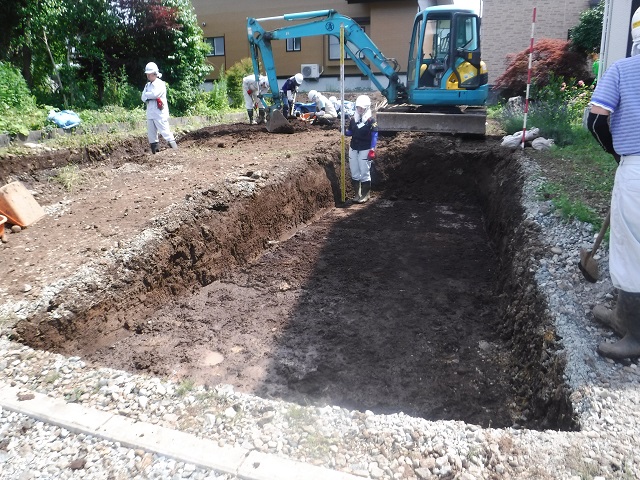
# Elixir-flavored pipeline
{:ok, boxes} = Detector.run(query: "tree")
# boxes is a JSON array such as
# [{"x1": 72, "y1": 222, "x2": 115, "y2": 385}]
[
  {"x1": 570, "y1": 0, "x2": 604, "y2": 54},
  {"x1": 3, "y1": 0, "x2": 211, "y2": 112}
]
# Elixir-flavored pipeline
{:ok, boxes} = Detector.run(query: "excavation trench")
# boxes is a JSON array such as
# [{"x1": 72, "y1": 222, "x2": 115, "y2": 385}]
[{"x1": 13, "y1": 128, "x2": 576, "y2": 431}]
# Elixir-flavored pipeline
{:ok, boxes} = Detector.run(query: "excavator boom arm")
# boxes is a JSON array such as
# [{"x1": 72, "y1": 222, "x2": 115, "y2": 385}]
[{"x1": 247, "y1": 9, "x2": 406, "y2": 110}]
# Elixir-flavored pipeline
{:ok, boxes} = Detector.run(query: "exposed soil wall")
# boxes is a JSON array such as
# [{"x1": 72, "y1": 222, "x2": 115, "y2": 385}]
[{"x1": 6, "y1": 126, "x2": 576, "y2": 430}]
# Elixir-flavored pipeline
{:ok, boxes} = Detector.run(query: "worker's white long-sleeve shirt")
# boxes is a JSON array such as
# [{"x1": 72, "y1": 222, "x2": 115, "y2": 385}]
[{"x1": 141, "y1": 78, "x2": 169, "y2": 120}]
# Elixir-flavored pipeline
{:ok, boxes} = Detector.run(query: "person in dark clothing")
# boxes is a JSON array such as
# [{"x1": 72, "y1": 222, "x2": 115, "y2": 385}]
[
  {"x1": 345, "y1": 95, "x2": 377, "y2": 203},
  {"x1": 281, "y1": 73, "x2": 303, "y2": 117}
]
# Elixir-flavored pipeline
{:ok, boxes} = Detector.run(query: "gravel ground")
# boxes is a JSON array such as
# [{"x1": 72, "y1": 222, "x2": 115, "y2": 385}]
[{"x1": 1, "y1": 153, "x2": 640, "y2": 480}]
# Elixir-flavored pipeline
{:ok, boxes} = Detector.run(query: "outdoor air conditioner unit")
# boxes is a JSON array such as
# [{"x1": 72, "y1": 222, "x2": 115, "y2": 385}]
[{"x1": 301, "y1": 63, "x2": 320, "y2": 79}]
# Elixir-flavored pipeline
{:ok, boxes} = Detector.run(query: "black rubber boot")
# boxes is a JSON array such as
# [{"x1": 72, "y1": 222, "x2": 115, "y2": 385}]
[
  {"x1": 598, "y1": 291, "x2": 640, "y2": 360},
  {"x1": 593, "y1": 304, "x2": 626, "y2": 337},
  {"x1": 356, "y1": 181, "x2": 371, "y2": 203},
  {"x1": 150, "y1": 142, "x2": 158, "y2": 154},
  {"x1": 257, "y1": 109, "x2": 266, "y2": 124},
  {"x1": 247, "y1": 109, "x2": 254, "y2": 124},
  {"x1": 350, "y1": 179, "x2": 361, "y2": 202}
]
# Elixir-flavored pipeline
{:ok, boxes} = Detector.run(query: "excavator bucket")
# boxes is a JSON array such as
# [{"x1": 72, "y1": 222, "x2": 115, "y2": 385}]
[{"x1": 266, "y1": 109, "x2": 293, "y2": 133}]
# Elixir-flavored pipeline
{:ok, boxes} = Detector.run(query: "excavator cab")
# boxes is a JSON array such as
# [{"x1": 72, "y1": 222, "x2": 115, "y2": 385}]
[{"x1": 407, "y1": 7, "x2": 488, "y2": 106}]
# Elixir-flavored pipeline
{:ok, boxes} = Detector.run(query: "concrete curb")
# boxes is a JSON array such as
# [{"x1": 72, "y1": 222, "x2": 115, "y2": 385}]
[{"x1": 0, "y1": 382, "x2": 360, "y2": 480}]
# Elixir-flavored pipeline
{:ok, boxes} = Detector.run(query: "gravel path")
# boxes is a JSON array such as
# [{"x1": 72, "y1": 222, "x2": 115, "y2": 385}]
[{"x1": 1, "y1": 153, "x2": 639, "y2": 480}]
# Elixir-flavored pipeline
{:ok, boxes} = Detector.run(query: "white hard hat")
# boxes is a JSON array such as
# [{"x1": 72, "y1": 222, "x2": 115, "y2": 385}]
[
  {"x1": 259, "y1": 75, "x2": 269, "y2": 89},
  {"x1": 329, "y1": 96, "x2": 337, "y2": 103},
  {"x1": 632, "y1": 7, "x2": 640, "y2": 42},
  {"x1": 355, "y1": 95, "x2": 371, "y2": 109},
  {"x1": 308, "y1": 90, "x2": 318, "y2": 101},
  {"x1": 144, "y1": 62, "x2": 159, "y2": 74},
  {"x1": 294, "y1": 73, "x2": 303, "y2": 84}
]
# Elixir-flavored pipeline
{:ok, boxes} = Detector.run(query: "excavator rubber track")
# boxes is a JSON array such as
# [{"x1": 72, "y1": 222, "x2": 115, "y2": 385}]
[{"x1": 376, "y1": 104, "x2": 487, "y2": 135}]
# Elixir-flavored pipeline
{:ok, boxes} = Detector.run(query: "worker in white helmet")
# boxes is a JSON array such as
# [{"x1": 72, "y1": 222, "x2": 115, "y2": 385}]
[
  {"x1": 242, "y1": 74, "x2": 270, "y2": 125},
  {"x1": 141, "y1": 62, "x2": 177, "y2": 153},
  {"x1": 307, "y1": 90, "x2": 337, "y2": 125},
  {"x1": 345, "y1": 94, "x2": 377, "y2": 203},
  {"x1": 586, "y1": 7, "x2": 640, "y2": 360},
  {"x1": 328, "y1": 95, "x2": 341, "y2": 114},
  {"x1": 281, "y1": 73, "x2": 303, "y2": 117}
]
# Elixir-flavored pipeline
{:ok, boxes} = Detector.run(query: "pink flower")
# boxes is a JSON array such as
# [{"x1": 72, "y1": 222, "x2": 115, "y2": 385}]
[{"x1": 577, "y1": 80, "x2": 585, "y2": 87}]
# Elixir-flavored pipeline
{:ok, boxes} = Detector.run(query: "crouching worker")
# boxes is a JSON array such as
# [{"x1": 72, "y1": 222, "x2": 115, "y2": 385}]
[
  {"x1": 307, "y1": 90, "x2": 338, "y2": 125},
  {"x1": 282, "y1": 73, "x2": 303, "y2": 118},
  {"x1": 242, "y1": 74, "x2": 270, "y2": 125},
  {"x1": 345, "y1": 95, "x2": 377, "y2": 203},
  {"x1": 141, "y1": 62, "x2": 177, "y2": 154},
  {"x1": 586, "y1": 6, "x2": 640, "y2": 360}
]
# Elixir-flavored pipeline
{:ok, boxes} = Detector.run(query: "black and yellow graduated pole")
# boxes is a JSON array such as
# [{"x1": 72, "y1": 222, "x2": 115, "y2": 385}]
[{"x1": 340, "y1": 23, "x2": 346, "y2": 203}]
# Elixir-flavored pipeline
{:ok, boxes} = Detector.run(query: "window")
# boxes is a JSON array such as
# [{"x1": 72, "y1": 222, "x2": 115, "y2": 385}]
[
  {"x1": 455, "y1": 16, "x2": 478, "y2": 51},
  {"x1": 328, "y1": 25, "x2": 367, "y2": 61},
  {"x1": 286, "y1": 38, "x2": 301, "y2": 52},
  {"x1": 205, "y1": 37, "x2": 225, "y2": 56},
  {"x1": 328, "y1": 36, "x2": 366, "y2": 61}
]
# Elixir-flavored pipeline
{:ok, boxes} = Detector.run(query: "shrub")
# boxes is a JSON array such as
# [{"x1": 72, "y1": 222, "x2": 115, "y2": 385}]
[
  {"x1": 103, "y1": 67, "x2": 141, "y2": 109},
  {"x1": 167, "y1": 81, "x2": 199, "y2": 116},
  {"x1": 0, "y1": 62, "x2": 48, "y2": 136},
  {"x1": 225, "y1": 58, "x2": 254, "y2": 108},
  {"x1": 570, "y1": 1, "x2": 604, "y2": 54},
  {"x1": 207, "y1": 75, "x2": 230, "y2": 112},
  {"x1": 0, "y1": 61, "x2": 36, "y2": 109},
  {"x1": 493, "y1": 39, "x2": 592, "y2": 98}
]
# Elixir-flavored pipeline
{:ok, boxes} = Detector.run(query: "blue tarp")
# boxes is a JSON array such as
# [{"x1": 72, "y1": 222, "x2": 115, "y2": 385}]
[
  {"x1": 293, "y1": 102, "x2": 316, "y2": 114},
  {"x1": 47, "y1": 110, "x2": 82, "y2": 129}
]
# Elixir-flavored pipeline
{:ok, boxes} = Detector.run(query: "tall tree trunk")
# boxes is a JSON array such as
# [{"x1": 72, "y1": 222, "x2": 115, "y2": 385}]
[
  {"x1": 42, "y1": 27, "x2": 68, "y2": 108},
  {"x1": 21, "y1": 44, "x2": 33, "y2": 89}
]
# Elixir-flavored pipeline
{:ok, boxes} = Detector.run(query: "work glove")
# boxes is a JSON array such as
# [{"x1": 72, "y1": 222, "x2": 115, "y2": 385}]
[
  {"x1": 254, "y1": 102, "x2": 259, "y2": 110},
  {"x1": 247, "y1": 89, "x2": 253, "y2": 95},
  {"x1": 367, "y1": 149, "x2": 376, "y2": 160},
  {"x1": 156, "y1": 98, "x2": 164, "y2": 110}
]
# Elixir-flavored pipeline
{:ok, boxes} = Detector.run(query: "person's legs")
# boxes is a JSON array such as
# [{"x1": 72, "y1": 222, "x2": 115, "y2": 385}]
[
  {"x1": 609, "y1": 160, "x2": 640, "y2": 292},
  {"x1": 348, "y1": 149, "x2": 361, "y2": 201},
  {"x1": 244, "y1": 92, "x2": 255, "y2": 124},
  {"x1": 348, "y1": 149, "x2": 371, "y2": 203},
  {"x1": 147, "y1": 119, "x2": 159, "y2": 154},
  {"x1": 597, "y1": 160, "x2": 640, "y2": 359},
  {"x1": 355, "y1": 149, "x2": 372, "y2": 203},
  {"x1": 598, "y1": 291, "x2": 640, "y2": 359},
  {"x1": 156, "y1": 118, "x2": 177, "y2": 148}
]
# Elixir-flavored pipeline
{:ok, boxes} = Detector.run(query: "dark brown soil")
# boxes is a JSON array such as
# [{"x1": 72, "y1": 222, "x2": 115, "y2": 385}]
[{"x1": 1, "y1": 119, "x2": 537, "y2": 428}]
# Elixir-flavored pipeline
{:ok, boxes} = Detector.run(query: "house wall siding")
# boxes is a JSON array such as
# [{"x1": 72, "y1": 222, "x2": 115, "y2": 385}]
[{"x1": 481, "y1": 0, "x2": 591, "y2": 84}]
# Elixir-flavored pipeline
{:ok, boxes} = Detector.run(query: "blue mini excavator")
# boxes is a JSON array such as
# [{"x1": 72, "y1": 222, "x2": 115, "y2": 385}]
[{"x1": 247, "y1": 6, "x2": 488, "y2": 134}]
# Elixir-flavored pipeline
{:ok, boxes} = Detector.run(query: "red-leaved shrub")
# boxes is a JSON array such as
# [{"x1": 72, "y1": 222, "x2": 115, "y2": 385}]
[{"x1": 493, "y1": 38, "x2": 592, "y2": 97}]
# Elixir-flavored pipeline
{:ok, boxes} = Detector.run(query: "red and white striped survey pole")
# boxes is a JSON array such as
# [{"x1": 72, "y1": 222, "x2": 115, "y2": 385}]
[{"x1": 521, "y1": 7, "x2": 536, "y2": 149}]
